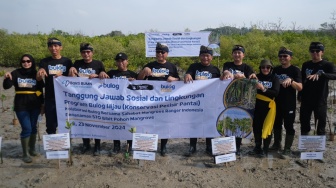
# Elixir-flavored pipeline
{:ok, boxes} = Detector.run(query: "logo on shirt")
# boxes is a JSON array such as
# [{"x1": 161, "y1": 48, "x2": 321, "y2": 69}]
[
  {"x1": 17, "y1": 78, "x2": 36, "y2": 88},
  {"x1": 48, "y1": 64, "x2": 66, "y2": 75},
  {"x1": 195, "y1": 70, "x2": 212, "y2": 80},
  {"x1": 152, "y1": 68, "x2": 169, "y2": 77},
  {"x1": 78, "y1": 68, "x2": 96, "y2": 77},
  {"x1": 258, "y1": 81, "x2": 272, "y2": 89},
  {"x1": 229, "y1": 68, "x2": 244, "y2": 75},
  {"x1": 275, "y1": 74, "x2": 289, "y2": 82}
]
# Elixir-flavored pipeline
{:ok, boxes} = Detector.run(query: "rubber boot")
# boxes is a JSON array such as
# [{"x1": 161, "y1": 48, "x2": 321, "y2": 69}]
[
  {"x1": 93, "y1": 139, "x2": 101, "y2": 156},
  {"x1": 21, "y1": 137, "x2": 32, "y2": 163},
  {"x1": 280, "y1": 135, "x2": 294, "y2": 159},
  {"x1": 269, "y1": 129, "x2": 282, "y2": 151},
  {"x1": 81, "y1": 138, "x2": 91, "y2": 154},
  {"x1": 160, "y1": 139, "x2": 168, "y2": 156},
  {"x1": 262, "y1": 136, "x2": 272, "y2": 157},
  {"x1": 235, "y1": 137, "x2": 242, "y2": 155},
  {"x1": 127, "y1": 140, "x2": 132, "y2": 156},
  {"x1": 29, "y1": 134, "x2": 38, "y2": 156},
  {"x1": 110, "y1": 140, "x2": 121, "y2": 156},
  {"x1": 185, "y1": 138, "x2": 197, "y2": 157},
  {"x1": 205, "y1": 138, "x2": 213, "y2": 156}
]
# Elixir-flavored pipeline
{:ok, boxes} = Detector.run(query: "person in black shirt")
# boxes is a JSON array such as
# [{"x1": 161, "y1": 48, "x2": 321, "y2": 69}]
[
  {"x1": 250, "y1": 60, "x2": 279, "y2": 157},
  {"x1": 299, "y1": 42, "x2": 336, "y2": 136},
  {"x1": 36, "y1": 38, "x2": 72, "y2": 135},
  {"x1": 138, "y1": 43, "x2": 180, "y2": 156},
  {"x1": 3, "y1": 54, "x2": 44, "y2": 163},
  {"x1": 184, "y1": 45, "x2": 220, "y2": 156},
  {"x1": 99, "y1": 52, "x2": 137, "y2": 156},
  {"x1": 272, "y1": 47, "x2": 302, "y2": 159},
  {"x1": 220, "y1": 45, "x2": 256, "y2": 155},
  {"x1": 69, "y1": 43, "x2": 105, "y2": 156}
]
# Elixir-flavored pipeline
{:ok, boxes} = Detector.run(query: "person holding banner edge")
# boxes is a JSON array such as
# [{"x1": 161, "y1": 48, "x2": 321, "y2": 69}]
[
  {"x1": 99, "y1": 52, "x2": 137, "y2": 156},
  {"x1": 184, "y1": 45, "x2": 221, "y2": 156},
  {"x1": 249, "y1": 59, "x2": 279, "y2": 157},
  {"x1": 220, "y1": 45, "x2": 255, "y2": 156},
  {"x1": 36, "y1": 38, "x2": 73, "y2": 135},
  {"x1": 272, "y1": 47, "x2": 302, "y2": 159},
  {"x1": 137, "y1": 42, "x2": 180, "y2": 156},
  {"x1": 69, "y1": 43, "x2": 105, "y2": 156},
  {"x1": 3, "y1": 54, "x2": 44, "y2": 163}
]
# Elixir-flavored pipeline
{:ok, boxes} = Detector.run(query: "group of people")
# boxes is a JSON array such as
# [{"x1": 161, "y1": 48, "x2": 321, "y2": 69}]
[{"x1": 3, "y1": 37, "x2": 336, "y2": 163}]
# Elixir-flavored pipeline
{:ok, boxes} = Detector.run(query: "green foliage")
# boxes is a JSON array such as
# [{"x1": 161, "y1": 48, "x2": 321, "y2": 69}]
[{"x1": 0, "y1": 28, "x2": 336, "y2": 74}]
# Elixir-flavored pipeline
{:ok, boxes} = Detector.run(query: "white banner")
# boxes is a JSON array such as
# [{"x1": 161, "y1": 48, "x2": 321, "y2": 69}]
[
  {"x1": 145, "y1": 32, "x2": 220, "y2": 57},
  {"x1": 55, "y1": 77, "x2": 232, "y2": 140}
]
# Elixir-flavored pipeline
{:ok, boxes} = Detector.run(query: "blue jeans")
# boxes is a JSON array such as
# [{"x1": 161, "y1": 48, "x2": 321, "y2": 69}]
[
  {"x1": 16, "y1": 108, "x2": 40, "y2": 138},
  {"x1": 45, "y1": 99, "x2": 58, "y2": 134}
]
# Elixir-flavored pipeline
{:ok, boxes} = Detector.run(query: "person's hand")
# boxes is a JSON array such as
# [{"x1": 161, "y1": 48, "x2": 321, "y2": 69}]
[
  {"x1": 37, "y1": 68, "x2": 47, "y2": 80},
  {"x1": 99, "y1": 72, "x2": 109, "y2": 79},
  {"x1": 128, "y1": 77, "x2": 135, "y2": 81},
  {"x1": 220, "y1": 71, "x2": 233, "y2": 80},
  {"x1": 167, "y1": 76, "x2": 177, "y2": 82},
  {"x1": 282, "y1": 78, "x2": 292, "y2": 88},
  {"x1": 88, "y1": 74, "x2": 98, "y2": 79},
  {"x1": 234, "y1": 73, "x2": 246, "y2": 79},
  {"x1": 256, "y1": 82, "x2": 265, "y2": 91},
  {"x1": 4, "y1": 72, "x2": 12, "y2": 80},
  {"x1": 184, "y1": 74, "x2": 193, "y2": 83},
  {"x1": 307, "y1": 74, "x2": 319, "y2": 81},
  {"x1": 68, "y1": 67, "x2": 78, "y2": 77},
  {"x1": 249, "y1": 73, "x2": 257, "y2": 79}
]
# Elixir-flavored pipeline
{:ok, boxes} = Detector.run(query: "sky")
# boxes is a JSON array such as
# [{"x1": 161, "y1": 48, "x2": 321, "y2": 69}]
[{"x1": 0, "y1": 0, "x2": 335, "y2": 36}]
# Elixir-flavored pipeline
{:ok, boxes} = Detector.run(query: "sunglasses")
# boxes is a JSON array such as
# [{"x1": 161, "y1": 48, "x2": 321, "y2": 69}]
[
  {"x1": 156, "y1": 51, "x2": 166, "y2": 54},
  {"x1": 310, "y1": 50, "x2": 321, "y2": 53},
  {"x1": 21, "y1": 60, "x2": 32, "y2": 63},
  {"x1": 81, "y1": 50, "x2": 91, "y2": 54},
  {"x1": 261, "y1": 66, "x2": 271, "y2": 70},
  {"x1": 278, "y1": 55, "x2": 289, "y2": 58}
]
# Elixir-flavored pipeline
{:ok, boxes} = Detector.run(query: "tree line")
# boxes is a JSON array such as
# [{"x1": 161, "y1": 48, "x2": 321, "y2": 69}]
[{"x1": 0, "y1": 28, "x2": 335, "y2": 74}]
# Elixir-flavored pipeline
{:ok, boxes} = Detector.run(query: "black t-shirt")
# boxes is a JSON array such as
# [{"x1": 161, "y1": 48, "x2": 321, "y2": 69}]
[
  {"x1": 256, "y1": 73, "x2": 280, "y2": 99},
  {"x1": 223, "y1": 62, "x2": 254, "y2": 78},
  {"x1": 186, "y1": 62, "x2": 221, "y2": 80},
  {"x1": 3, "y1": 69, "x2": 44, "y2": 111},
  {"x1": 39, "y1": 57, "x2": 72, "y2": 100},
  {"x1": 273, "y1": 65, "x2": 302, "y2": 110},
  {"x1": 107, "y1": 70, "x2": 138, "y2": 79},
  {"x1": 73, "y1": 59, "x2": 105, "y2": 77},
  {"x1": 143, "y1": 61, "x2": 180, "y2": 81},
  {"x1": 300, "y1": 59, "x2": 336, "y2": 105}
]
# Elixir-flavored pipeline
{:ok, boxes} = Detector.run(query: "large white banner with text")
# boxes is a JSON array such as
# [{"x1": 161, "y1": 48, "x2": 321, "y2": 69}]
[
  {"x1": 145, "y1": 32, "x2": 220, "y2": 57},
  {"x1": 55, "y1": 77, "x2": 231, "y2": 140}
]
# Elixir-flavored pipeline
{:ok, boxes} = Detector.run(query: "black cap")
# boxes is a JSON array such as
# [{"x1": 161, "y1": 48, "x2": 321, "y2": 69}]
[
  {"x1": 115, "y1": 52, "x2": 128, "y2": 60},
  {"x1": 80, "y1": 43, "x2": 93, "y2": 52},
  {"x1": 47, "y1": 38, "x2": 62, "y2": 47},
  {"x1": 156, "y1": 43, "x2": 169, "y2": 53},
  {"x1": 278, "y1": 47, "x2": 293, "y2": 56},
  {"x1": 309, "y1": 42, "x2": 324, "y2": 51},
  {"x1": 232, "y1": 45, "x2": 245, "y2": 53},
  {"x1": 199, "y1": 45, "x2": 213, "y2": 56}
]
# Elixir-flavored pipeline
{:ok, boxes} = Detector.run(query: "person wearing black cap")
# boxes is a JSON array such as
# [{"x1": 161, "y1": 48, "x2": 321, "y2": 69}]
[
  {"x1": 272, "y1": 47, "x2": 302, "y2": 159},
  {"x1": 36, "y1": 38, "x2": 72, "y2": 135},
  {"x1": 250, "y1": 59, "x2": 279, "y2": 157},
  {"x1": 3, "y1": 54, "x2": 44, "y2": 163},
  {"x1": 220, "y1": 45, "x2": 256, "y2": 156},
  {"x1": 184, "y1": 45, "x2": 221, "y2": 157},
  {"x1": 99, "y1": 52, "x2": 137, "y2": 156},
  {"x1": 299, "y1": 42, "x2": 336, "y2": 136},
  {"x1": 137, "y1": 42, "x2": 180, "y2": 156},
  {"x1": 69, "y1": 43, "x2": 105, "y2": 156}
]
